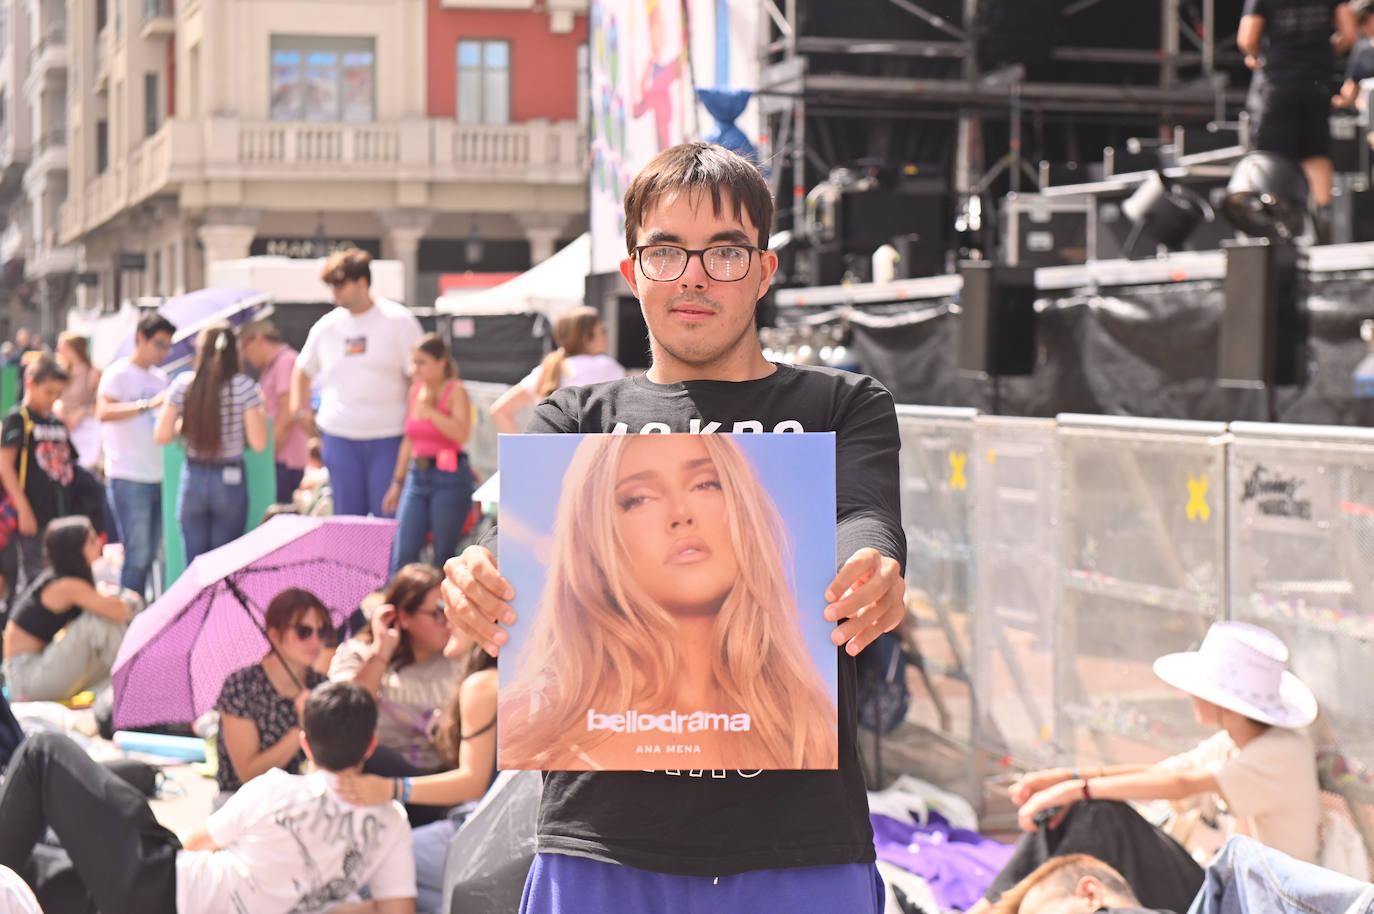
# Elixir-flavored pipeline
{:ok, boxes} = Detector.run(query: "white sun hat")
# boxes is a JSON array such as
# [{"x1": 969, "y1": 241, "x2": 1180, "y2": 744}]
[{"x1": 1152, "y1": 621, "x2": 1318, "y2": 729}]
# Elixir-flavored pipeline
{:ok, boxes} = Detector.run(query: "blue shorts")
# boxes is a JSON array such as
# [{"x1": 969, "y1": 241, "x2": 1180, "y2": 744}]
[{"x1": 519, "y1": 853, "x2": 885, "y2": 914}]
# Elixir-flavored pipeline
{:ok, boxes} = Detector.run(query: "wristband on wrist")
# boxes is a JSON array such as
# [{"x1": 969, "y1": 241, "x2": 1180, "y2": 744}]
[
  {"x1": 401, "y1": 777, "x2": 413, "y2": 804},
  {"x1": 392, "y1": 778, "x2": 402, "y2": 801},
  {"x1": 1068, "y1": 767, "x2": 1079, "y2": 782}
]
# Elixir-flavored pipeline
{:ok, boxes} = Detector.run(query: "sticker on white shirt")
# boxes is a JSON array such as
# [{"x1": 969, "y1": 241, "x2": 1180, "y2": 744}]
[{"x1": 345, "y1": 336, "x2": 367, "y2": 355}]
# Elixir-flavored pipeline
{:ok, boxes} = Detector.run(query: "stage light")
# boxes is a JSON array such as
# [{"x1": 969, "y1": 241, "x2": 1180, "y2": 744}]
[
  {"x1": 1121, "y1": 171, "x2": 1212, "y2": 255},
  {"x1": 1221, "y1": 151, "x2": 1309, "y2": 241}
]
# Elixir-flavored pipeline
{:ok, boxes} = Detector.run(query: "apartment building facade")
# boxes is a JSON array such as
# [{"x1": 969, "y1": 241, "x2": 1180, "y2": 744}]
[{"x1": 56, "y1": 0, "x2": 588, "y2": 316}]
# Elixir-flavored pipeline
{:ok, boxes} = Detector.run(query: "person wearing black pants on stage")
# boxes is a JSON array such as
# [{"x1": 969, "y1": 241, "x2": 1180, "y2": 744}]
[{"x1": 1239, "y1": 0, "x2": 1357, "y2": 228}]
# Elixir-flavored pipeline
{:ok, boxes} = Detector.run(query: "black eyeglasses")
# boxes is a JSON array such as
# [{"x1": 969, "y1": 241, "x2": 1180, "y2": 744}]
[
  {"x1": 293, "y1": 622, "x2": 333, "y2": 643},
  {"x1": 633, "y1": 244, "x2": 760, "y2": 283}
]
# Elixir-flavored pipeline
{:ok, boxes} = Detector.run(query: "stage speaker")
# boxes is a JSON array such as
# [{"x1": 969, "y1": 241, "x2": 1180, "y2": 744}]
[
  {"x1": 1219, "y1": 238, "x2": 1307, "y2": 387},
  {"x1": 958, "y1": 261, "x2": 1038, "y2": 375}
]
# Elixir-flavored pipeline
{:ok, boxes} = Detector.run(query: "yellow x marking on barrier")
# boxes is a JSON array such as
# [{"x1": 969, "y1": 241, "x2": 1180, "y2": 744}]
[
  {"x1": 949, "y1": 451, "x2": 968, "y2": 491},
  {"x1": 1186, "y1": 474, "x2": 1210, "y2": 522}
]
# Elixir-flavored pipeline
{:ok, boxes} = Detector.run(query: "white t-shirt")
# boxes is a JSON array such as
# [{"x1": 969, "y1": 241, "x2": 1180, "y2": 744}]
[
  {"x1": 0, "y1": 865, "x2": 41, "y2": 914},
  {"x1": 175, "y1": 768, "x2": 415, "y2": 914},
  {"x1": 297, "y1": 299, "x2": 422, "y2": 439},
  {"x1": 518, "y1": 353, "x2": 626, "y2": 397},
  {"x1": 97, "y1": 357, "x2": 169, "y2": 483},
  {"x1": 1161, "y1": 726, "x2": 1319, "y2": 864}
]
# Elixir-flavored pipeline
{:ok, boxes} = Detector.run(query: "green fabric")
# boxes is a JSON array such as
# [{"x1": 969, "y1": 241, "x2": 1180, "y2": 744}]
[
  {"x1": 0, "y1": 364, "x2": 19, "y2": 417},
  {"x1": 160, "y1": 418, "x2": 275, "y2": 585}
]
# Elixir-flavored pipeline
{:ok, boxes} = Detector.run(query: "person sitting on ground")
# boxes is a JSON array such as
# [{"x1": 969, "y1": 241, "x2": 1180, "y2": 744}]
[
  {"x1": 971, "y1": 621, "x2": 1320, "y2": 914},
  {"x1": 338, "y1": 633, "x2": 498, "y2": 914},
  {"x1": 293, "y1": 436, "x2": 331, "y2": 514},
  {"x1": 989, "y1": 854, "x2": 1172, "y2": 914},
  {"x1": 1, "y1": 516, "x2": 138, "y2": 702},
  {"x1": 212, "y1": 587, "x2": 329, "y2": 806},
  {"x1": 488, "y1": 307, "x2": 625, "y2": 435},
  {"x1": 329, "y1": 563, "x2": 461, "y2": 825},
  {"x1": 0, "y1": 680, "x2": 417, "y2": 914}
]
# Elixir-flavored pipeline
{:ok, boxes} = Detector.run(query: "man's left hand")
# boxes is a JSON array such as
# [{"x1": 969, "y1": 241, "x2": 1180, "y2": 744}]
[{"x1": 824, "y1": 547, "x2": 905, "y2": 656}]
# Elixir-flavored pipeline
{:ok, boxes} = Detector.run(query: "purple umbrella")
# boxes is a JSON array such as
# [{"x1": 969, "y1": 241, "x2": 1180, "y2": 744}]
[
  {"x1": 114, "y1": 287, "x2": 271, "y2": 374},
  {"x1": 111, "y1": 514, "x2": 396, "y2": 730}
]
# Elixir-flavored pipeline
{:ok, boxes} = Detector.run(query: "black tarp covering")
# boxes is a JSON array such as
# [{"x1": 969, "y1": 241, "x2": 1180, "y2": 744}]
[{"x1": 775, "y1": 270, "x2": 1374, "y2": 424}]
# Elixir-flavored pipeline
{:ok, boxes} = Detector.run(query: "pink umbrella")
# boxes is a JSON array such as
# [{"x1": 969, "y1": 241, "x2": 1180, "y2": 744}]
[{"x1": 111, "y1": 515, "x2": 397, "y2": 730}]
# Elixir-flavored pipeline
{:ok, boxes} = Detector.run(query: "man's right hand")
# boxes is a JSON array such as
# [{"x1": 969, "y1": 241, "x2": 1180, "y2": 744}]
[{"x1": 442, "y1": 545, "x2": 515, "y2": 657}]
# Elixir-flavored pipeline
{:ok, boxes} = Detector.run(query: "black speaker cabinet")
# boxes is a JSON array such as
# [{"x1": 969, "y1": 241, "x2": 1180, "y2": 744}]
[
  {"x1": 958, "y1": 262, "x2": 1038, "y2": 376},
  {"x1": 1219, "y1": 238, "x2": 1307, "y2": 387}
]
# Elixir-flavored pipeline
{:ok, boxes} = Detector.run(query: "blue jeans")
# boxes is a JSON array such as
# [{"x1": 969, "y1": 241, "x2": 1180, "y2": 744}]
[
  {"x1": 107, "y1": 479, "x2": 161, "y2": 597},
  {"x1": 390, "y1": 455, "x2": 474, "y2": 574},
  {"x1": 1188, "y1": 836, "x2": 1374, "y2": 914},
  {"x1": 321, "y1": 433, "x2": 402, "y2": 518},
  {"x1": 275, "y1": 462, "x2": 304, "y2": 505},
  {"x1": 177, "y1": 461, "x2": 248, "y2": 567}
]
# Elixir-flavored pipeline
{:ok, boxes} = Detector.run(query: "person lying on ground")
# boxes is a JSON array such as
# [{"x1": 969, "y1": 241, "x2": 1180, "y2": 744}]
[
  {"x1": 971, "y1": 622, "x2": 1319, "y2": 914},
  {"x1": 0, "y1": 680, "x2": 416, "y2": 914}
]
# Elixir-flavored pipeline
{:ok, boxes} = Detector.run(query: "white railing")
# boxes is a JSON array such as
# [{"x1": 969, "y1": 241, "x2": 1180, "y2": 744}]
[{"x1": 64, "y1": 117, "x2": 587, "y2": 238}]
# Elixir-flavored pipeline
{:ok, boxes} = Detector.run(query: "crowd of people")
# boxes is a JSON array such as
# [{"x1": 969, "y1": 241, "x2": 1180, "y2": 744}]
[{"x1": 0, "y1": 140, "x2": 1358, "y2": 914}]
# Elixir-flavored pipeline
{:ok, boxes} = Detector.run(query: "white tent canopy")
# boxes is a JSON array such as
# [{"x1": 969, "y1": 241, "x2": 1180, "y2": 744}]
[{"x1": 437, "y1": 233, "x2": 590, "y2": 316}]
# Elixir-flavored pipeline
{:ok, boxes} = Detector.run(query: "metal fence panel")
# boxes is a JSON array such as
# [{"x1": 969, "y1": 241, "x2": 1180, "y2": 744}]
[
  {"x1": 972, "y1": 416, "x2": 1061, "y2": 771},
  {"x1": 464, "y1": 380, "x2": 530, "y2": 484},
  {"x1": 1228, "y1": 424, "x2": 1374, "y2": 826},
  {"x1": 887, "y1": 406, "x2": 978, "y2": 792},
  {"x1": 1056, "y1": 416, "x2": 1229, "y2": 769}
]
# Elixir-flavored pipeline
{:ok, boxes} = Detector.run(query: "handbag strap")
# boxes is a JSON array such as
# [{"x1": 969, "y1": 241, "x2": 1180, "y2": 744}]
[{"x1": 17, "y1": 406, "x2": 31, "y2": 491}]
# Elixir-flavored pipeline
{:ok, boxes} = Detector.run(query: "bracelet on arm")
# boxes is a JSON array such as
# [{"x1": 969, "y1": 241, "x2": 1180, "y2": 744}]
[
  {"x1": 392, "y1": 778, "x2": 402, "y2": 801},
  {"x1": 1082, "y1": 779, "x2": 1092, "y2": 801},
  {"x1": 1068, "y1": 767, "x2": 1079, "y2": 782},
  {"x1": 401, "y1": 777, "x2": 413, "y2": 804}
]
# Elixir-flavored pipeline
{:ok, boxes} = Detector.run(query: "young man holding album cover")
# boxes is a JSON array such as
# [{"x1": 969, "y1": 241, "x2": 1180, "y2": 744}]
[{"x1": 441, "y1": 141, "x2": 907, "y2": 912}]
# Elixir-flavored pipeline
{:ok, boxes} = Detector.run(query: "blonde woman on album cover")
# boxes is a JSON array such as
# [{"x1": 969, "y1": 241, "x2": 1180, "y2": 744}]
[{"x1": 500, "y1": 433, "x2": 837, "y2": 771}]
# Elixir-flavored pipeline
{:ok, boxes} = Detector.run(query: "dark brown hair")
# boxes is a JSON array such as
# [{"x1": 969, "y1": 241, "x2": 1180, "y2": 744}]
[
  {"x1": 433, "y1": 643, "x2": 497, "y2": 766},
  {"x1": 414, "y1": 332, "x2": 457, "y2": 380},
  {"x1": 25, "y1": 355, "x2": 68, "y2": 386},
  {"x1": 533, "y1": 307, "x2": 602, "y2": 398},
  {"x1": 182, "y1": 323, "x2": 240, "y2": 456},
  {"x1": 384, "y1": 564, "x2": 444, "y2": 670},
  {"x1": 623, "y1": 142, "x2": 774, "y2": 253},
  {"x1": 320, "y1": 248, "x2": 372, "y2": 286},
  {"x1": 264, "y1": 587, "x2": 332, "y2": 640}
]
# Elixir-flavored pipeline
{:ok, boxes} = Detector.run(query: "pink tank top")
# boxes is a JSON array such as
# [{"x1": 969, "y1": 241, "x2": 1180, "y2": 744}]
[{"x1": 404, "y1": 379, "x2": 464, "y2": 459}]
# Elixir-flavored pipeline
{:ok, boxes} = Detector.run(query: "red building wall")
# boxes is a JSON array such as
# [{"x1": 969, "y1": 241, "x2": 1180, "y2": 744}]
[{"x1": 427, "y1": 2, "x2": 588, "y2": 122}]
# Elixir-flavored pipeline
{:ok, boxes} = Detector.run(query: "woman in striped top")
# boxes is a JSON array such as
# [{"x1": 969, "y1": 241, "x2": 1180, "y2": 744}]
[{"x1": 155, "y1": 322, "x2": 267, "y2": 565}]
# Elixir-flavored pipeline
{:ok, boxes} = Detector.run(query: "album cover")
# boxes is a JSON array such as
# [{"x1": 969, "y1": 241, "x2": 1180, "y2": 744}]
[{"x1": 497, "y1": 432, "x2": 838, "y2": 771}]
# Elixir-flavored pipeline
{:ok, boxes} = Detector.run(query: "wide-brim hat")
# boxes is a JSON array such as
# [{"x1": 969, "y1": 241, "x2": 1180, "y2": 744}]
[{"x1": 1153, "y1": 621, "x2": 1317, "y2": 729}]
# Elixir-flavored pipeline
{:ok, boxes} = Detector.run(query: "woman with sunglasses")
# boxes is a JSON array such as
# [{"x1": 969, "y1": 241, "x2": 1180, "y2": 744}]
[
  {"x1": 329, "y1": 563, "x2": 462, "y2": 824},
  {"x1": 212, "y1": 587, "x2": 329, "y2": 808}
]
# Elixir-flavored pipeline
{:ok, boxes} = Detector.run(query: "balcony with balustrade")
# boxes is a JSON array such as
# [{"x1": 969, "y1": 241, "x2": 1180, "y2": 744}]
[
  {"x1": 140, "y1": 0, "x2": 174, "y2": 39},
  {"x1": 58, "y1": 116, "x2": 588, "y2": 243},
  {"x1": 26, "y1": 24, "x2": 66, "y2": 94},
  {"x1": 25, "y1": 126, "x2": 66, "y2": 185}
]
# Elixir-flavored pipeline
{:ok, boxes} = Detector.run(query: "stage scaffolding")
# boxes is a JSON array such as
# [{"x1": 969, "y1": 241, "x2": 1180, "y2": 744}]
[{"x1": 757, "y1": 0, "x2": 1249, "y2": 239}]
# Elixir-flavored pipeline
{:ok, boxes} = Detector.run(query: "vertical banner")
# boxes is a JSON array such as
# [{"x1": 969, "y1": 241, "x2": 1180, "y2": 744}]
[{"x1": 589, "y1": 0, "x2": 761, "y2": 276}]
